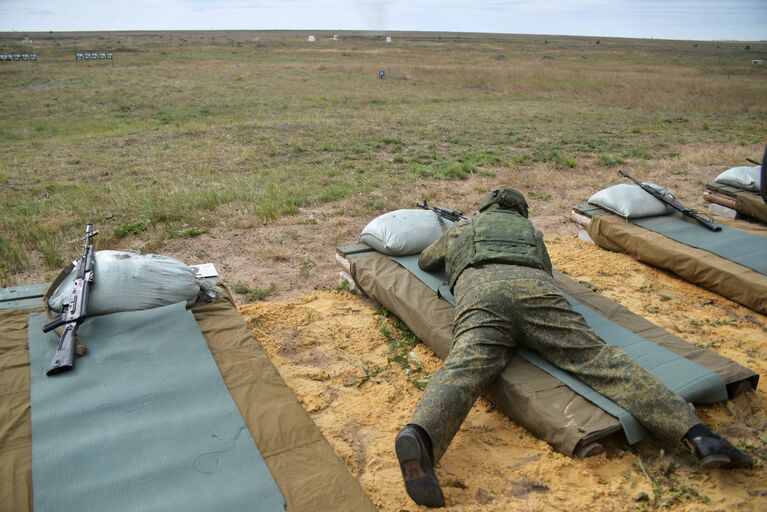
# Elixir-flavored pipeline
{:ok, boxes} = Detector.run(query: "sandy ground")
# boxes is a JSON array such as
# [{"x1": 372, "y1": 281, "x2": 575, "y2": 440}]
[{"x1": 239, "y1": 236, "x2": 766, "y2": 511}]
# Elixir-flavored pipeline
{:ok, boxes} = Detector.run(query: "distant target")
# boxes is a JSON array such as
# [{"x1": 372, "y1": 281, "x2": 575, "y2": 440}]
[{"x1": 378, "y1": 70, "x2": 385, "y2": 79}]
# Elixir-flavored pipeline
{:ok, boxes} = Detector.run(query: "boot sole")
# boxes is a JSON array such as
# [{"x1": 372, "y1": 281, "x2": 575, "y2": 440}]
[
  {"x1": 699, "y1": 453, "x2": 753, "y2": 470},
  {"x1": 395, "y1": 432, "x2": 445, "y2": 508},
  {"x1": 699, "y1": 453, "x2": 733, "y2": 469}
]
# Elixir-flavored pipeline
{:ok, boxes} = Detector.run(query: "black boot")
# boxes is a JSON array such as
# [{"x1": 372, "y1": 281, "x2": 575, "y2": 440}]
[
  {"x1": 685, "y1": 425, "x2": 753, "y2": 469},
  {"x1": 395, "y1": 425, "x2": 445, "y2": 508}
]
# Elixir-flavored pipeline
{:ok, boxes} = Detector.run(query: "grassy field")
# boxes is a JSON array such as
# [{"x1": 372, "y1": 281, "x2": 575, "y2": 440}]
[{"x1": 0, "y1": 30, "x2": 765, "y2": 284}]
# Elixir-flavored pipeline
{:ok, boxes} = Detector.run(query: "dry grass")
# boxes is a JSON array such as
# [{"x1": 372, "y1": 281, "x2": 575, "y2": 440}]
[{"x1": 0, "y1": 30, "x2": 765, "y2": 284}]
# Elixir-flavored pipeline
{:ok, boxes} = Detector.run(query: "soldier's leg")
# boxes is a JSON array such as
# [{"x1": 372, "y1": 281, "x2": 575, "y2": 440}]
[
  {"x1": 410, "y1": 329, "x2": 512, "y2": 461},
  {"x1": 511, "y1": 274, "x2": 699, "y2": 443},
  {"x1": 410, "y1": 279, "x2": 515, "y2": 462}
]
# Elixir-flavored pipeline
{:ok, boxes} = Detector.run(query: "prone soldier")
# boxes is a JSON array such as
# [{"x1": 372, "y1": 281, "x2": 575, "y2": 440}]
[{"x1": 395, "y1": 186, "x2": 753, "y2": 508}]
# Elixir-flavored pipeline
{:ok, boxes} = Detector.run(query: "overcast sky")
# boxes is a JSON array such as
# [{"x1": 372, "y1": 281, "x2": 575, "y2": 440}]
[{"x1": 1, "y1": 1, "x2": 765, "y2": 41}]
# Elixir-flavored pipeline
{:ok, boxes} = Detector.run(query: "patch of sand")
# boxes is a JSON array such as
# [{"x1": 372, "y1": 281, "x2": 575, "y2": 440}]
[{"x1": 240, "y1": 237, "x2": 766, "y2": 511}]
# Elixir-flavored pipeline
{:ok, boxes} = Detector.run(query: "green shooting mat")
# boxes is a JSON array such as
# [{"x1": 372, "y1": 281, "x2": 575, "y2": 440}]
[
  {"x1": 632, "y1": 213, "x2": 767, "y2": 275},
  {"x1": 390, "y1": 254, "x2": 728, "y2": 444},
  {"x1": 28, "y1": 302, "x2": 285, "y2": 512}
]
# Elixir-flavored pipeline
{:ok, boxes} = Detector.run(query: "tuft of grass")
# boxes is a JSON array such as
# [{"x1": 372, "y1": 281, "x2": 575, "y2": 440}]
[
  {"x1": 537, "y1": 150, "x2": 576, "y2": 170},
  {"x1": 317, "y1": 183, "x2": 353, "y2": 202},
  {"x1": 0, "y1": 234, "x2": 26, "y2": 277},
  {"x1": 114, "y1": 219, "x2": 151, "y2": 239},
  {"x1": 232, "y1": 282, "x2": 277, "y2": 302},
  {"x1": 528, "y1": 191, "x2": 553, "y2": 201},
  {"x1": 170, "y1": 227, "x2": 207, "y2": 238},
  {"x1": 623, "y1": 148, "x2": 654, "y2": 160},
  {"x1": 40, "y1": 239, "x2": 64, "y2": 270},
  {"x1": 704, "y1": 318, "x2": 739, "y2": 327},
  {"x1": 298, "y1": 259, "x2": 316, "y2": 279},
  {"x1": 375, "y1": 306, "x2": 429, "y2": 389},
  {"x1": 595, "y1": 155, "x2": 626, "y2": 168},
  {"x1": 634, "y1": 451, "x2": 711, "y2": 508},
  {"x1": 325, "y1": 279, "x2": 350, "y2": 293},
  {"x1": 415, "y1": 160, "x2": 478, "y2": 180}
]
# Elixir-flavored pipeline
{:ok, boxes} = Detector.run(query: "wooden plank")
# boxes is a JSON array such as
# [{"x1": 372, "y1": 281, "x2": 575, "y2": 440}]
[
  {"x1": 703, "y1": 191, "x2": 737, "y2": 209},
  {"x1": 572, "y1": 204, "x2": 608, "y2": 218},
  {"x1": 0, "y1": 284, "x2": 48, "y2": 303},
  {"x1": 0, "y1": 297, "x2": 43, "y2": 311},
  {"x1": 336, "y1": 243, "x2": 375, "y2": 257},
  {"x1": 706, "y1": 182, "x2": 761, "y2": 199}
]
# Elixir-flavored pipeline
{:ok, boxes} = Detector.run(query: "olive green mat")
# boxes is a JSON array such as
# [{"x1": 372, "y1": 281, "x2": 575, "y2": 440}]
[{"x1": 28, "y1": 302, "x2": 285, "y2": 512}]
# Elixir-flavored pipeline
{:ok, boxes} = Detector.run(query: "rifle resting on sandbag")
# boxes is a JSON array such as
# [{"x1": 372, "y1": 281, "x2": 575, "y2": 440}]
[
  {"x1": 618, "y1": 170, "x2": 721, "y2": 232},
  {"x1": 417, "y1": 200, "x2": 469, "y2": 223},
  {"x1": 42, "y1": 223, "x2": 98, "y2": 376}
]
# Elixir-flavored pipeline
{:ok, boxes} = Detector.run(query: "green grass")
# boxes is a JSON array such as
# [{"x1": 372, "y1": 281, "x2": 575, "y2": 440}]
[
  {"x1": 374, "y1": 305, "x2": 430, "y2": 389},
  {"x1": 231, "y1": 282, "x2": 278, "y2": 302},
  {"x1": 114, "y1": 219, "x2": 151, "y2": 239},
  {"x1": 169, "y1": 227, "x2": 207, "y2": 238},
  {"x1": 0, "y1": 30, "x2": 765, "y2": 282}
]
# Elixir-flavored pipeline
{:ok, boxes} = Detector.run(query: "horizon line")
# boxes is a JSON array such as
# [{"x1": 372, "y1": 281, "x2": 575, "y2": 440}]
[{"x1": 1, "y1": 28, "x2": 765, "y2": 44}]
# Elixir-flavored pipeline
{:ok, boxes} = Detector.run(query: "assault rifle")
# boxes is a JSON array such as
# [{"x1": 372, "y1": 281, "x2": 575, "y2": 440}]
[
  {"x1": 42, "y1": 224, "x2": 98, "y2": 375},
  {"x1": 417, "y1": 200, "x2": 468, "y2": 222},
  {"x1": 618, "y1": 170, "x2": 721, "y2": 232}
]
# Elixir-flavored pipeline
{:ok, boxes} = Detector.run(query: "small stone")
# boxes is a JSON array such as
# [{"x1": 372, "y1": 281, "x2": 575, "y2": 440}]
[
  {"x1": 634, "y1": 492, "x2": 650, "y2": 502},
  {"x1": 104, "y1": 212, "x2": 114, "y2": 220},
  {"x1": 475, "y1": 489, "x2": 495, "y2": 504}
]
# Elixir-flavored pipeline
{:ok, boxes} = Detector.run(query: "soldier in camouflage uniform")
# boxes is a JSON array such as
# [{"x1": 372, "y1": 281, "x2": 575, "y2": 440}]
[{"x1": 395, "y1": 186, "x2": 752, "y2": 508}]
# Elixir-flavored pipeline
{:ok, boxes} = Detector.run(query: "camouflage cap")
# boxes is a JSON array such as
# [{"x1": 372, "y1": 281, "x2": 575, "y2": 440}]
[{"x1": 477, "y1": 186, "x2": 529, "y2": 217}]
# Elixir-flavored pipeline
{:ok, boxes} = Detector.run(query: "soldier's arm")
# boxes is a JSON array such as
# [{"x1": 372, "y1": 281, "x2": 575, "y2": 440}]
[
  {"x1": 538, "y1": 232, "x2": 554, "y2": 276},
  {"x1": 418, "y1": 220, "x2": 469, "y2": 271},
  {"x1": 418, "y1": 229, "x2": 449, "y2": 271}
]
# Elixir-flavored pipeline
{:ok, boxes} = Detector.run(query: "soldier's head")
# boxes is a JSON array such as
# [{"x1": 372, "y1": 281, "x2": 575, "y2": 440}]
[{"x1": 477, "y1": 186, "x2": 529, "y2": 217}]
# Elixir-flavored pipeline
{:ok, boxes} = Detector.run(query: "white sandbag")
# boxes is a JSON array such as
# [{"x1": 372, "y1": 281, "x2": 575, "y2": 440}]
[
  {"x1": 359, "y1": 209, "x2": 452, "y2": 256},
  {"x1": 588, "y1": 183, "x2": 674, "y2": 219},
  {"x1": 713, "y1": 165, "x2": 761, "y2": 192},
  {"x1": 49, "y1": 250, "x2": 200, "y2": 315}
]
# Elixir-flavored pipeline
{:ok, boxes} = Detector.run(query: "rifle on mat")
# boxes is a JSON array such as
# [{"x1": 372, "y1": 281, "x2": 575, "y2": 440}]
[
  {"x1": 618, "y1": 170, "x2": 721, "y2": 232},
  {"x1": 417, "y1": 200, "x2": 468, "y2": 222},
  {"x1": 42, "y1": 223, "x2": 98, "y2": 376}
]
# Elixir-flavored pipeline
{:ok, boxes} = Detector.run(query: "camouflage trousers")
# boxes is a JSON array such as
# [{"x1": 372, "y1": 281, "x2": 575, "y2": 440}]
[{"x1": 410, "y1": 265, "x2": 700, "y2": 462}]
